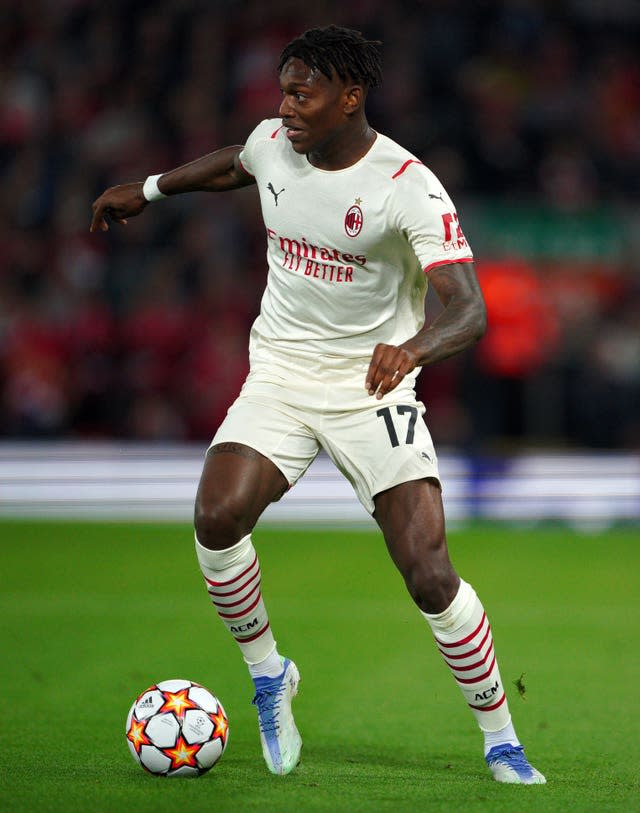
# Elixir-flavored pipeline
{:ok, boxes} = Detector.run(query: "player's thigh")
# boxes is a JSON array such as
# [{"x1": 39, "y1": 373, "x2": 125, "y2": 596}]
[
  {"x1": 319, "y1": 396, "x2": 440, "y2": 515},
  {"x1": 375, "y1": 477, "x2": 458, "y2": 612},
  {"x1": 195, "y1": 443, "x2": 288, "y2": 545},
  {"x1": 195, "y1": 394, "x2": 320, "y2": 544},
  {"x1": 374, "y1": 477, "x2": 447, "y2": 563}
]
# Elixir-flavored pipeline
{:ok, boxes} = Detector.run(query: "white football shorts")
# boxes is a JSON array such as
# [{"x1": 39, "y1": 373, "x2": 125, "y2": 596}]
[{"x1": 210, "y1": 333, "x2": 440, "y2": 515}]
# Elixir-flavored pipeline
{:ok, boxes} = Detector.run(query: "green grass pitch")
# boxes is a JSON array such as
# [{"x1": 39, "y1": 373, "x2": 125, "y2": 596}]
[{"x1": 1, "y1": 520, "x2": 638, "y2": 812}]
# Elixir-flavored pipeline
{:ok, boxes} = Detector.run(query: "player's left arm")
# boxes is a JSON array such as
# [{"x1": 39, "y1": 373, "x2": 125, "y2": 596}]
[{"x1": 366, "y1": 261, "x2": 486, "y2": 400}]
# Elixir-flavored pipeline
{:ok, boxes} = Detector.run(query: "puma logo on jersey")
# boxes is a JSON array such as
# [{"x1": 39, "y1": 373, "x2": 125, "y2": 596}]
[
  {"x1": 267, "y1": 183, "x2": 285, "y2": 206},
  {"x1": 428, "y1": 192, "x2": 444, "y2": 202}
]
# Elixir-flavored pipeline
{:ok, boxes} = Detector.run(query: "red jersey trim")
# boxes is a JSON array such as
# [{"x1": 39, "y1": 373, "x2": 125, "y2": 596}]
[
  {"x1": 424, "y1": 257, "x2": 474, "y2": 274},
  {"x1": 392, "y1": 159, "x2": 424, "y2": 179},
  {"x1": 271, "y1": 126, "x2": 284, "y2": 139}
]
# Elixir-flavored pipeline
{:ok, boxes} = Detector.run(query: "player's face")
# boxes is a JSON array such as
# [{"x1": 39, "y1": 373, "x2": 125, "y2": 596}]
[{"x1": 278, "y1": 57, "x2": 355, "y2": 160}]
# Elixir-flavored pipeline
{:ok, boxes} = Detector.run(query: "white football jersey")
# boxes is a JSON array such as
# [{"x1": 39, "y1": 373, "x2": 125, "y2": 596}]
[{"x1": 239, "y1": 118, "x2": 473, "y2": 360}]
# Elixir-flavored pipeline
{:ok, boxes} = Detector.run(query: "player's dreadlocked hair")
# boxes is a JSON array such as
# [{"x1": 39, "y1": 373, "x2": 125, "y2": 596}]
[{"x1": 277, "y1": 25, "x2": 382, "y2": 88}]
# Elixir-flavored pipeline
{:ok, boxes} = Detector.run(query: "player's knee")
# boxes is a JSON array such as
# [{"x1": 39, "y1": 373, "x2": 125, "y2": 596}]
[{"x1": 194, "y1": 495, "x2": 249, "y2": 550}]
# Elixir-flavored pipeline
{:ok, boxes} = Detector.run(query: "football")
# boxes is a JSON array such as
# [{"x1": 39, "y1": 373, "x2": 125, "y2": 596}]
[{"x1": 126, "y1": 679, "x2": 229, "y2": 777}]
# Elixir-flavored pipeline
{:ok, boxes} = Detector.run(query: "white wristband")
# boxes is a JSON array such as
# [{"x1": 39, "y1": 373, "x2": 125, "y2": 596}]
[{"x1": 142, "y1": 174, "x2": 168, "y2": 202}]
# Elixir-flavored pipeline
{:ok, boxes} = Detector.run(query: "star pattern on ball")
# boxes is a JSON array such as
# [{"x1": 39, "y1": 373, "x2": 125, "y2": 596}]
[
  {"x1": 159, "y1": 688, "x2": 198, "y2": 718},
  {"x1": 209, "y1": 706, "x2": 229, "y2": 745},
  {"x1": 164, "y1": 735, "x2": 201, "y2": 770},
  {"x1": 127, "y1": 717, "x2": 151, "y2": 754}
]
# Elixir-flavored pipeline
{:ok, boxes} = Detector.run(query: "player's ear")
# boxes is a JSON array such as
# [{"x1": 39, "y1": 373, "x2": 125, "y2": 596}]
[{"x1": 343, "y1": 84, "x2": 365, "y2": 115}]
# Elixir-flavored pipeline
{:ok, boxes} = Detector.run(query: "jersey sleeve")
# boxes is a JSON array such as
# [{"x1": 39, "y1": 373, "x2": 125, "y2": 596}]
[
  {"x1": 238, "y1": 119, "x2": 283, "y2": 177},
  {"x1": 392, "y1": 164, "x2": 474, "y2": 273}
]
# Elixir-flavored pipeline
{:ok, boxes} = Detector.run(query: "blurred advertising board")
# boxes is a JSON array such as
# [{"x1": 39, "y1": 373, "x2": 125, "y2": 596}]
[{"x1": 1, "y1": 443, "x2": 638, "y2": 529}]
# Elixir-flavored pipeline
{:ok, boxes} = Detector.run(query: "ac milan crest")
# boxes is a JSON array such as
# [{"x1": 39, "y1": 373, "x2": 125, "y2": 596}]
[{"x1": 344, "y1": 204, "x2": 363, "y2": 238}]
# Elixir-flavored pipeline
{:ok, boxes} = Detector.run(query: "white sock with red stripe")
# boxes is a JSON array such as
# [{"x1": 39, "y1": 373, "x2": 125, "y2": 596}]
[
  {"x1": 195, "y1": 534, "x2": 282, "y2": 676},
  {"x1": 422, "y1": 580, "x2": 520, "y2": 751}
]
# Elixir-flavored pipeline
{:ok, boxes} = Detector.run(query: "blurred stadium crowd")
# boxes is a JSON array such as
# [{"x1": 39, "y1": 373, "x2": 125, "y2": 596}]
[{"x1": 1, "y1": 0, "x2": 639, "y2": 450}]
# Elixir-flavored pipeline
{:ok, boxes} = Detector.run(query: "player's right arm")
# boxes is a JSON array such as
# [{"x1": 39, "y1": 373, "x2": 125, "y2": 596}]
[{"x1": 90, "y1": 145, "x2": 254, "y2": 233}]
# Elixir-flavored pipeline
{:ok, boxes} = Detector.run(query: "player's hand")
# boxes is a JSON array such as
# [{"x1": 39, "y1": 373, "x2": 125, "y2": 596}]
[
  {"x1": 365, "y1": 343, "x2": 418, "y2": 400},
  {"x1": 90, "y1": 182, "x2": 148, "y2": 233}
]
